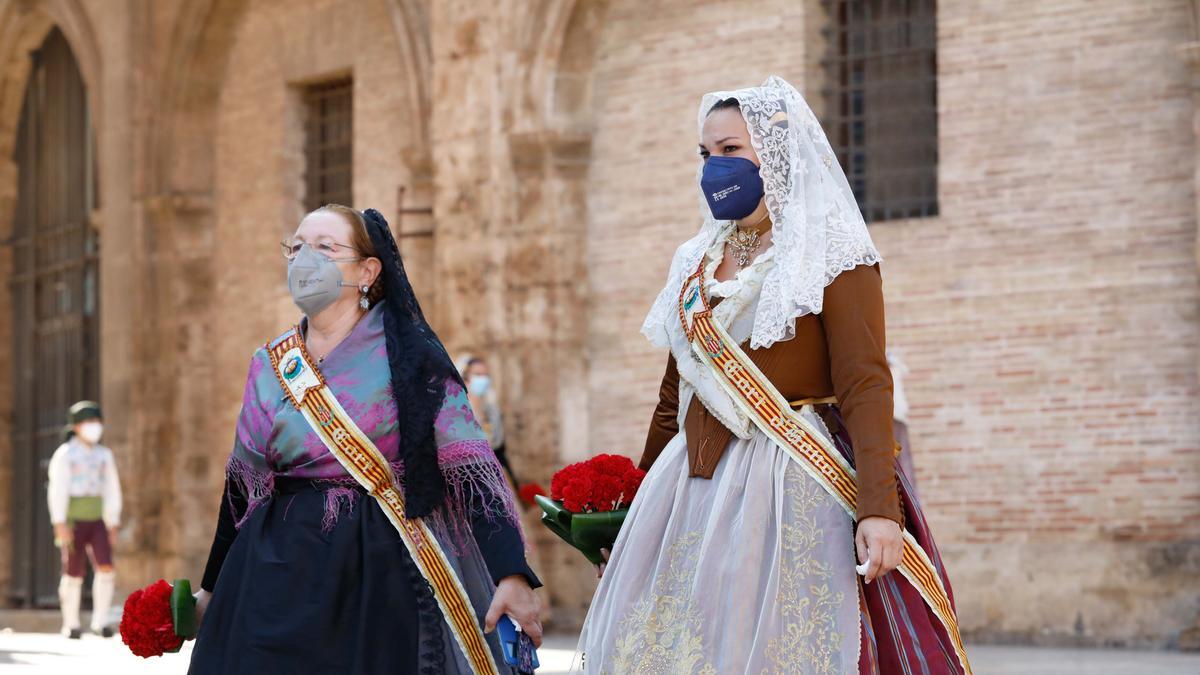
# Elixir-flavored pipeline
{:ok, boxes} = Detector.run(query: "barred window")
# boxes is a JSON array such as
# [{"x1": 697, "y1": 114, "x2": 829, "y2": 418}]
[
  {"x1": 821, "y1": 0, "x2": 938, "y2": 222},
  {"x1": 304, "y1": 78, "x2": 353, "y2": 210}
]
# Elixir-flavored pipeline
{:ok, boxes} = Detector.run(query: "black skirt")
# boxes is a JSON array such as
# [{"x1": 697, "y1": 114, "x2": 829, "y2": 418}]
[{"x1": 189, "y1": 478, "x2": 518, "y2": 674}]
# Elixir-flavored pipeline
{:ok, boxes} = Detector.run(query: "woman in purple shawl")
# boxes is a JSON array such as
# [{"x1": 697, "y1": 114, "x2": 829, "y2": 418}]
[{"x1": 189, "y1": 205, "x2": 541, "y2": 674}]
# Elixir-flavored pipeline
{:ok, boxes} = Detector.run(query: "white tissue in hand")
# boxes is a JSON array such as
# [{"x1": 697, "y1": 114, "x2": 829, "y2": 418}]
[{"x1": 855, "y1": 559, "x2": 871, "y2": 576}]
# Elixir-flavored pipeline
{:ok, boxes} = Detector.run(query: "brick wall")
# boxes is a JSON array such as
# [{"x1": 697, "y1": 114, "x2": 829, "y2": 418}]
[{"x1": 901, "y1": 0, "x2": 1200, "y2": 645}]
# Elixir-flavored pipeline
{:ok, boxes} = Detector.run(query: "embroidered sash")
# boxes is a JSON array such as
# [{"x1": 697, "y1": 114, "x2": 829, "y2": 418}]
[
  {"x1": 267, "y1": 329, "x2": 500, "y2": 675},
  {"x1": 678, "y1": 265, "x2": 973, "y2": 675}
]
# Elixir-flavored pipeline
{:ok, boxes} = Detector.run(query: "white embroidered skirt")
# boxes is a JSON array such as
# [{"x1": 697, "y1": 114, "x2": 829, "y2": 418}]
[{"x1": 576, "y1": 408, "x2": 861, "y2": 674}]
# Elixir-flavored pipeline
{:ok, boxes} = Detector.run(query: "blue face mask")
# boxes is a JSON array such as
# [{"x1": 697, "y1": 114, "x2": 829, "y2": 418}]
[
  {"x1": 700, "y1": 155, "x2": 764, "y2": 221},
  {"x1": 468, "y1": 375, "x2": 491, "y2": 397}
]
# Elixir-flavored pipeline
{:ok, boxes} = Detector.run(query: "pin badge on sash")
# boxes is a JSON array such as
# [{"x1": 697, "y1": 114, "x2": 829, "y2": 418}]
[
  {"x1": 282, "y1": 355, "x2": 304, "y2": 380},
  {"x1": 277, "y1": 345, "x2": 323, "y2": 405}
]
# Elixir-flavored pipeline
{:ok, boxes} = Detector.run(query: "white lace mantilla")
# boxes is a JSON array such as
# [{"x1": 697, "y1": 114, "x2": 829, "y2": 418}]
[{"x1": 642, "y1": 75, "x2": 881, "y2": 352}]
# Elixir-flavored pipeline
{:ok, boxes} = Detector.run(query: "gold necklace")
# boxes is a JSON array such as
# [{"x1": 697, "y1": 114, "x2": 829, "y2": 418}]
[
  {"x1": 726, "y1": 228, "x2": 759, "y2": 268},
  {"x1": 725, "y1": 212, "x2": 771, "y2": 269}
]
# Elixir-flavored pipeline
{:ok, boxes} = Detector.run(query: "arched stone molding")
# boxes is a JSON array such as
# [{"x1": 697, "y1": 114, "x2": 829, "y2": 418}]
[
  {"x1": 149, "y1": 0, "x2": 431, "y2": 199},
  {"x1": 0, "y1": 0, "x2": 103, "y2": 238},
  {"x1": 508, "y1": 0, "x2": 610, "y2": 137},
  {"x1": 0, "y1": 0, "x2": 103, "y2": 160}
]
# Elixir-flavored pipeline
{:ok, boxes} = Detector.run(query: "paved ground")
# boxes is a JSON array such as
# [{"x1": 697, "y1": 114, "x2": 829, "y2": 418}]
[{"x1": 2, "y1": 630, "x2": 1200, "y2": 674}]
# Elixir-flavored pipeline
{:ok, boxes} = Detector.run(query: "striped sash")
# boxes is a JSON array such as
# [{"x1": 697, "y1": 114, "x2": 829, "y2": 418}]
[
  {"x1": 267, "y1": 328, "x2": 500, "y2": 675},
  {"x1": 678, "y1": 265, "x2": 972, "y2": 675}
]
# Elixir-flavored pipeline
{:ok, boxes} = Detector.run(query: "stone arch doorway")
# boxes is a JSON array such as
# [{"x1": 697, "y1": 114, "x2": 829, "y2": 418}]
[{"x1": 7, "y1": 26, "x2": 98, "y2": 607}]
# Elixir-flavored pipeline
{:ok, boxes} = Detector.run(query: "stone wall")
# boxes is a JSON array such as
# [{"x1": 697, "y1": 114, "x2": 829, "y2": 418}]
[{"x1": 0, "y1": 0, "x2": 1196, "y2": 648}]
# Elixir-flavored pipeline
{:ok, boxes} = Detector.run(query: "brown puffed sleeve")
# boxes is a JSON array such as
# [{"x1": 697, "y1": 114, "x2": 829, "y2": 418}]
[
  {"x1": 639, "y1": 353, "x2": 680, "y2": 471},
  {"x1": 821, "y1": 264, "x2": 902, "y2": 524}
]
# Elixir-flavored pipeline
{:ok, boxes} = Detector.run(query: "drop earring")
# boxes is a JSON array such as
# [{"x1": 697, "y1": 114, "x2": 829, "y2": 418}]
[{"x1": 359, "y1": 285, "x2": 370, "y2": 310}]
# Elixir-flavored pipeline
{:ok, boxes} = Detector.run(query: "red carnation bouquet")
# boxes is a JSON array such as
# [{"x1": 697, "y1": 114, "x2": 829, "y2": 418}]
[
  {"x1": 549, "y1": 454, "x2": 644, "y2": 513},
  {"x1": 120, "y1": 578, "x2": 197, "y2": 658},
  {"x1": 535, "y1": 454, "x2": 646, "y2": 564}
]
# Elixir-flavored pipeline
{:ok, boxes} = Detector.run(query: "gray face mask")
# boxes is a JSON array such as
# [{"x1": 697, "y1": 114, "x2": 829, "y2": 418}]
[{"x1": 287, "y1": 244, "x2": 353, "y2": 317}]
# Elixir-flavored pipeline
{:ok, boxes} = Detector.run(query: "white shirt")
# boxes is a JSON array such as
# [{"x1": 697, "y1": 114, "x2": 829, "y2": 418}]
[{"x1": 46, "y1": 438, "x2": 122, "y2": 526}]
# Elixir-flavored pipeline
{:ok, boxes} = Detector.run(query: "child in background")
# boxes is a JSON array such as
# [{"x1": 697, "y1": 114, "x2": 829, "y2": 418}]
[{"x1": 47, "y1": 401, "x2": 122, "y2": 638}]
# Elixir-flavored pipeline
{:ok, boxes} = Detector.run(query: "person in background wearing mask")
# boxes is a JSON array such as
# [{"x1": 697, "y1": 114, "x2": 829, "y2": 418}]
[
  {"x1": 457, "y1": 355, "x2": 519, "y2": 488},
  {"x1": 46, "y1": 400, "x2": 122, "y2": 639}
]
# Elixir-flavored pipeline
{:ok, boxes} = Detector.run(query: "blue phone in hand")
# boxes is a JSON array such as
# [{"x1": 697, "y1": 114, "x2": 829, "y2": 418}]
[{"x1": 497, "y1": 614, "x2": 539, "y2": 673}]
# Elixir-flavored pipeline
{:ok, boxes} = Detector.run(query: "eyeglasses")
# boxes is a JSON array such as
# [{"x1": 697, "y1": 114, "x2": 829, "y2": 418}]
[{"x1": 280, "y1": 238, "x2": 363, "y2": 262}]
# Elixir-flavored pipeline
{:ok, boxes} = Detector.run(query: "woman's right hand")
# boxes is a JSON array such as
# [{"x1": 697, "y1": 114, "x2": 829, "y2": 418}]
[
  {"x1": 194, "y1": 589, "x2": 212, "y2": 633},
  {"x1": 595, "y1": 548, "x2": 611, "y2": 579}
]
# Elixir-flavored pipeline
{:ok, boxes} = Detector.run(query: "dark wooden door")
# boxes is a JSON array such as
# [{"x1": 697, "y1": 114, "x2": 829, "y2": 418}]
[{"x1": 8, "y1": 27, "x2": 99, "y2": 607}]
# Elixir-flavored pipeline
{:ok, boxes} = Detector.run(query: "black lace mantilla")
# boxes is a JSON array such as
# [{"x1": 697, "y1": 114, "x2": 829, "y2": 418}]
[{"x1": 362, "y1": 208, "x2": 465, "y2": 519}]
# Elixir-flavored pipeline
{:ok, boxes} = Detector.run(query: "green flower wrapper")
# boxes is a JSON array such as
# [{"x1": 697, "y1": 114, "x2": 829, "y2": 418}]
[
  {"x1": 534, "y1": 494, "x2": 627, "y2": 565},
  {"x1": 169, "y1": 578, "x2": 197, "y2": 644}
]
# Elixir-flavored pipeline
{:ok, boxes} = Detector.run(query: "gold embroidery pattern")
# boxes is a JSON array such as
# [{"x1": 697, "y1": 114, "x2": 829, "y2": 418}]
[
  {"x1": 608, "y1": 531, "x2": 717, "y2": 675},
  {"x1": 761, "y1": 467, "x2": 846, "y2": 674},
  {"x1": 680, "y1": 261, "x2": 971, "y2": 674}
]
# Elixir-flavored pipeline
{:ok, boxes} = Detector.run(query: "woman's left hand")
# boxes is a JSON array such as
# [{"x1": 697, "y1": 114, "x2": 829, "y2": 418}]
[{"x1": 484, "y1": 575, "x2": 543, "y2": 647}]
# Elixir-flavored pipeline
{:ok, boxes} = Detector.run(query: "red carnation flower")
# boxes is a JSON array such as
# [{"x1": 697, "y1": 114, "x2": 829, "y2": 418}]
[
  {"x1": 518, "y1": 482, "x2": 547, "y2": 506},
  {"x1": 591, "y1": 454, "x2": 634, "y2": 477},
  {"x1": 621, "y1": 468, "x2": 645, "y2": 501},
  {"x1": 550, "y1": 463, "x2": 580, "y2": 501},
  {"x1": 560, "y1": 473, "x2": 594, "y2": 513},
  {"x1": 120, "y1": 579, "x2": 184, "y2": 658},
  {"x1": 590, "y1": 473, "x2": 624, "y2": 512}
]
